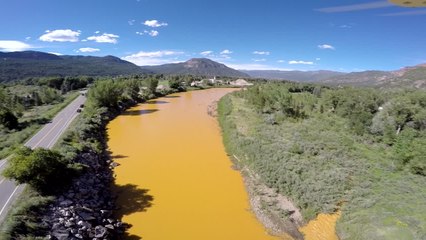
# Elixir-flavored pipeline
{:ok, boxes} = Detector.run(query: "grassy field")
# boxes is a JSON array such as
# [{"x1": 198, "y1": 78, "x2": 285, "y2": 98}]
[{"x1": 218, "y1": 85, "x2": 426, "y2": 239}]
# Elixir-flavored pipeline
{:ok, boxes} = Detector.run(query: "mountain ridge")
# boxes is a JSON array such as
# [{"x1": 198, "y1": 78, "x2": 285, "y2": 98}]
[
  {"x1": 1, "y1": 51, "x2": 425, "y2": 88},
  {"x1": 140, "y1": 58, "x2": 249, "y2": 78},
  {"x1": 241, "y1": 69, "x2": 345, "y2": 82},
  {"x1": 0, "y1": 51, "x2": 149, "y2": 82}
]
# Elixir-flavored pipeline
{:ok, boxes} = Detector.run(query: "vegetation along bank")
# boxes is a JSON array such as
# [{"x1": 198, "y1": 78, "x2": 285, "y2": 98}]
[{"x1": 218, "y1": 82, "x2": 426, "y2": 239}]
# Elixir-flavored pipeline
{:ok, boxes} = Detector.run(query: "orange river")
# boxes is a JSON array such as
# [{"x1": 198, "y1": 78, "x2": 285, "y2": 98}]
[{"x1": 107, "y1": 88, "x2": 339, "y2": 240}]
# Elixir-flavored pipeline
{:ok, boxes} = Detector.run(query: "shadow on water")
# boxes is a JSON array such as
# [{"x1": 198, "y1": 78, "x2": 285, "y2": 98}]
[
  {"x1": 145, "y1": 100, "x2": 169, "y2": 104},
  {"x1": 114, "y1": 184, "x2": 154, "y2": 219},
  {"x1": 114, "y1": 184, "x2": 154, "y2": 240},
  {"x1": 122, "y1": 109, "x2": 159, "y2": 116},
  {"x1": 119, "y1": 232, "x2": 142, "y2": 240},
  {"x1": 111, "y1": 154, "x2": 128, "y2": 160},
  {"x1": 163, "y1": 95, "x2": 180, "y2": 99}
]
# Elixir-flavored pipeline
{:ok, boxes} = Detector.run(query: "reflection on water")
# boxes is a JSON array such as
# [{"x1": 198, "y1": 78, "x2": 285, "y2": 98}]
[{"x1": 108, "y1": 88, "x2": 279, "y2": 240}]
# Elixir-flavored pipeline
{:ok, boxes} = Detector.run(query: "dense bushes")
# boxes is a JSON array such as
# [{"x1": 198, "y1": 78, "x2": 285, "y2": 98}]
[
  {"x1": 2, "y1": 147, "x2": 82, "y2": 195},
  {"x1": 218, "y1": 82, "x2": 426, "y2": 239},
  {"x1": 0, "y1": 87, "x2": 20, "y2": 129}
]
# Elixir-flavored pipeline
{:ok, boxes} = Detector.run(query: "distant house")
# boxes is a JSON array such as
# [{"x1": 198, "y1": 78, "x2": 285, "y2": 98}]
[
  {"x1": 156, "y1": 85, "x2": 166, "y2": 91},
  {"x1": 230, "y1": 79, "x2": 253, "y2": 87},
  {"x1": 208, "y1": 76, "x2": 218, "y2": 84},
  {"x1": 190, "y1": 81, "x2": 204, "y2": 87}
]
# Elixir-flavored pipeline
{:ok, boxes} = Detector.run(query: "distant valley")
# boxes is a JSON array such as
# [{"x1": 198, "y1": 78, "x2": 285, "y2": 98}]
[{"x1": 1, "y1": 51, "x2": 425, "y2": 89}]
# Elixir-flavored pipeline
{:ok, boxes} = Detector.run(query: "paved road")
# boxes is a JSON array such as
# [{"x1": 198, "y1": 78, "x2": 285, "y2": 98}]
[{"x1": 0, "y1": 94, "x2": 86, "y2": 224}]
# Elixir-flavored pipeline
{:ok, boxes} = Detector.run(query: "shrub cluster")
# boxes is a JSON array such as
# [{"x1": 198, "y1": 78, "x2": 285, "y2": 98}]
[{"x1": 218, "y1": 82, "x2": 426, "y2": 239}]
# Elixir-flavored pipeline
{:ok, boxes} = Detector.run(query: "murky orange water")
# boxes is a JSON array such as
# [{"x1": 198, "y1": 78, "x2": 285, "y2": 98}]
[
  {"x1": 299, "y1": 212, "x2": 341, "y2": 240},
  {"x1": 108, "y1": 89, "x2": 280, "y2": 240}
]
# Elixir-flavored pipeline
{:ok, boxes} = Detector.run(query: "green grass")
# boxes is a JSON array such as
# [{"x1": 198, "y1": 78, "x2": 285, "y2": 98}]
[{"x1": 0, "y1": 187, "x2": 53, "y2": 240}]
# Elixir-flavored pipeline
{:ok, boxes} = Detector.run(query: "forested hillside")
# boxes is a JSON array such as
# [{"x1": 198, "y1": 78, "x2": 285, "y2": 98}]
[
  {"x1": 218, "y1": 82, "x2": 426, "y2": 239},
  {"x1": 0, "y1": 51, "x2": 148, "y2": 82}
]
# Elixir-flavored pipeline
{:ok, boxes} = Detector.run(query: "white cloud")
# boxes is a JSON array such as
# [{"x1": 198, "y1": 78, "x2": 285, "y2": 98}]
[
  {"x1": 136, "y1": 30, "x2": 159, "y2": 37},
  {"x1": 289, "y1": 60, "x2": 314, "y2": 65},
  {"x1": 78, "y1": 47, "x2": 100, "y2": 53},
  {"x1": 253, "y1": 51, "x2": 270, "y2": 55},
  {"x1": 48, "y1": 52, "x2": 63, "y2": 56},
  {"x1": 143, "y1": 20, "x2": 168, "y2": 27},
  {"x1": 227, "y1": 63, "x2": 293, "y2": 71},
  {"x1": 25, "y1": 37, "x2": 31, "y2": 41},
  {"x1": 316, "y1": 58, "x2": 321, "y2": 61},
  {"x1": 148, "y1": 30, "x2": 159, "y2": 37},
  {"x1": 95, "y1": 31, "x2": 100, "y2": 34},
  {"x1": 277, "y1": 60, "x2": 285, "y2": 63},
  {"x1": 253, "y1": 58, "x2": 266, "y2": 62},
  {"x1": 318, "y1": 44, "x2": 335, "y2": 50},
  {"x1": 219, "y1": 54, "x2": 231, "y2": 59},
  {"x1": 220, "y1": 49, "x2": 232, "y2": 55},
  {"x1": 39, "y1": 29, "x2": 80, "y2": 42},
  {"x1": 381, "y1": 9, "x2": 426, "y2": 16},
  {"x1": 122, "y1": 50, "x2": 184, "y2": 66},
  {"x1": 87, "y1": 33, "x2": 119, "y2": 44},
  {"x1": 0, "y1": 40, "x2": 33, "y2": 52},
  {"x1": 128, "y1": 20, "x2": 136, "y2": 26},
  {"x1": 200, "y1": 51, "x2": 213, "y2": 56}
]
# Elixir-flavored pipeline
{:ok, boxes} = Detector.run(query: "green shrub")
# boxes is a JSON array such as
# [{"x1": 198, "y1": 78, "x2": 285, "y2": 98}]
[
  {"x1": 0, "y1": 188, "x2": 53, "y2": 240},
  {"x1": 2, "y1": 147, "x2": 80, "y2": 195}
]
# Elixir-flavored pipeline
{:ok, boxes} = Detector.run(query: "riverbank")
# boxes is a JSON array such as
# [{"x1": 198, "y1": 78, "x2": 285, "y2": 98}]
[
  {"x1": 217, "y1": 83, "x2": 426, "y2": 240},
  {"x1": 216, "y1": 98, "x2": 304, "y2": 240},
  {"x1": 40, "y1": 84, "x2": 185, "y2": 239},
  {"x1": 216, "y1": 89, "x2": 343, "y2": 239},
  {"x1": 238, "y1": 161, "x2": 303, "y2": 240}
]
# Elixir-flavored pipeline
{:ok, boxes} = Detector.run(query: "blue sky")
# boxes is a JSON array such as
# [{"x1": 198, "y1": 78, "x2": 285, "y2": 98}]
[{"x1": 1, "y1": 0, "x2": 426, "y2": 72}]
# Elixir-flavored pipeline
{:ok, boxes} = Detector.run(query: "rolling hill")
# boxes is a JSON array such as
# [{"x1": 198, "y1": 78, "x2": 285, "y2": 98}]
[
  {"x1": 0, "y1": 51, "x2": 149, "y2": 82},
  {"x1": 319, "y1": 65, "x2": 426, "y2": 88},
  {"x1": 242, "y1": 65, "x2": 426, "y2": 89},
  {"x1": 1, "y1": 51, "x2": 424, "y2": 88},
  {"x1": 242, "y1": 70, "x2": 344, "y2": 82},
  {"x1": 140, "y1": 58, "x2": 249, "y2": 78}
]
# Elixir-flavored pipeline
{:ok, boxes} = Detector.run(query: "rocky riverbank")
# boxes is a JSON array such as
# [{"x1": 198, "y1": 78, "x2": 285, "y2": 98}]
[
  {"x1": 42, "y1": 102, "x2": 140, "y2": 239},
  {"x1": 44, "y1": 148, "x2": 126, "y2": 240}
]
